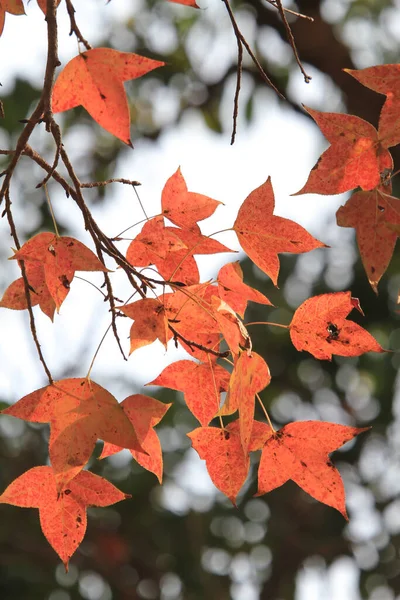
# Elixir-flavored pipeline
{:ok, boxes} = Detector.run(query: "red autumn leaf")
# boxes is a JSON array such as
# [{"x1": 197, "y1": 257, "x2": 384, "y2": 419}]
[
  {"x1": 210, "y1": 296, "x2": 249, "y2": 355},
  {"x1": 148, "y1": 360, "x2": 230, "y2": 426},
  {"x1": 119, "y1": 298, "x2": 171, "y2": 354},
  {"x1": 100, "y1": 395, "x2": 171, "y2": 483},
  {"x1": 0, "y1": 466, "x2": 128, "y2": 568},
  {"x1": 52, "y1": 48, "x2": 164, "y2": 145},
  {"x1": 168, "y1": 0, "x2": 199, "y2": 7},
  {"x1": 188, "y1": 420, "x2": 272, "y2": 504},
  {"x1": 233, "y1": 177, "x2": 325, "y2": 286},
  {"x1": 11, "y1": 232, "x2": 107, "y2": 311},
  {"x1": 345, "y1": 65, "x2": 400, "y2": 149},
  {"x1": 336, "y1": 189, "x2": 400, "y2": 292},
  {"x1": 3, "y1": 379, "x2": 143, "y2": 489},
  {"x1": 0, "y1": 0, "x2": 24, "y2": 36},
  {"x1": 226, "y1": 352, "x2": 271, "y2": 453},
  {"x1": 289, "y1": 291, "x2": 385, "y2": 360},
  {"x1": 217, "y1": 262, "x2": 272, "y2": 318},
  {"x1": 257, "y1": 421, "x2": 369, "y2": 518},
  {"x1": 0, "y1": 260, "x2": 56, "y2": 320},
  {"x1": 37, "y1": 0, "x2": 61, "y2": 14},
  {"x1": 294, "y1": 107, "x2": 393, "y2": 195},
  {"x1": 161, "y1": 168, "x2": 223, "y2": 230}
]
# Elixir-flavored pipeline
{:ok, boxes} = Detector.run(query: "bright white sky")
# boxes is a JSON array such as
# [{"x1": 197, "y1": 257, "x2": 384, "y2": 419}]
[{"x1": 0, "y1": 2, "x2": 363, "y2": 599}]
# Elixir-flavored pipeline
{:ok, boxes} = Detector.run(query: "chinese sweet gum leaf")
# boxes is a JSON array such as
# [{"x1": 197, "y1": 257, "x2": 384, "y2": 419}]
[
  {"x1": 217, "y1": 261, "x2": 272, "y2": 317},
  {"x1": 100, "y1": 395, "x2": 171, "y2": 483},
  {"x1": 161, "y1": 168, "x2": 223, "y2": 230},
  {"x1": 3, "y1": 379, "x2": 143, "y2": 489},
  {"x1": 0, "y1": 0, "x2": 24, "y2": 36},
  {"x1": 345, "y1": 65, "x2": 400, "y2": 149},
  {"x1": 256, "y1": 421, "x2": 369, "y2": 518},
  {"x1": 226, "y1": 352, "x2": 271, "y2": 453},
  {"x1": 233, "y1": 177, "x2": 325, "y2": 286},
  {"x1": 11, "y1": 232, "x2": 108, "y2": 311},
  {"x1": 120, "y1": 298, "x2": 171, "y2": 354},
  {"x1": 188, "y1": 420, "x2": 272, "y2": 504},
  {"x1": 0, "y1": 467, "x2": 129, "y2": 568},
  {"x1": 289, "y1": 291, "x2": 385, "y2": 360},
  {"x1": 0, "y1": 260, "x2": 56, "y2": 320},
  {"x1": 52, "y1": 48, "x2": 164, "y2": 145},
  {"x1": 148, "y1": 360, "x2": 230, "y2": 426},
  {"x1": 293, "y1": 107, "x2": 393, "y2": 195},
  {"x1": 336, "y1": 189, "x2": 400, "y2": 292}
]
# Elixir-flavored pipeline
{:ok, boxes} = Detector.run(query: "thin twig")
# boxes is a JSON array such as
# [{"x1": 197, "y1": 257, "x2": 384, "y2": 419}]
[
  {"x1": 81, "y1": 178, "x2": 141, "y2": 188},
  {"x1": 168, "y1": 324, "x2": 229, "y2": 358},
  {"x1": 65, "y1": 0, "x2": 92, "y2": 50},
  {"x1": 266, "y1": 0, "x2": 314, "y2": 22},
  {"x1": 4, "y1": 190, "x2": 53, "y2": 384},
  {"x1": 231, "y1": 30, "x2": 243, "y2": 144},
  {"x1": 274, "y1": 0, "x2": 312, "y2": 83}
]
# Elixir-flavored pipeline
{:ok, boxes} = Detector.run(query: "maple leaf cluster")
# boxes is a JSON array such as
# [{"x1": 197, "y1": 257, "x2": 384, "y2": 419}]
[{"x1": 0, "y1": 0, "x2": 395, "y2": 573}]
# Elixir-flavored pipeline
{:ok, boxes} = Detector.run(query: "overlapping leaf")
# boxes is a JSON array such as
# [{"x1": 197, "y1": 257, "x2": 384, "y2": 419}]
[
  {"x1": 233, "y1": 178, "x2": 325, "y2": 285},
  {"x1": 11, "y1": 232, "x2": 107, "y2": 311},
  {"x1": 0, "y1": 260, "x2": 56, "y2": 320},
  {"x1": 188, "y1": 420, "x2": 272, "y2": 504},
  {"x1": 225, "y1": 351, "x2": 271, "y2": 453},
  {"x1": 120, "y1": 298, "x2": 171, "y2": 354},
  {"x1": 3, "y1": 379, "x2": 143, "y2": 489},
  {"x1": 0, "y1": 467, "x2": 128, "y2": 568},
  {"x1": 52, "y1": 48, "x2": 164, "y2": 144},
  {"x1": 336, "y1": 189, "x2": 400, "y2": 292},
  {"x1": 37, "y1": 0, "x2": 61, "y2": 14},
  {"x1": 100, "y1": 395, "x2": 171, "y2": 483},
  {"x1": 148, "y1": 360, "x2": 230, "y2": 425},
  {"x1": 257, "y1": 421, "x2": 369, "y2": 518},
  {"x1": 289, "y1": 291, "x2": 384, "y2": 360},
  {"x1": 345, "y1": 65, "x2": 400, "y2": 149},
  {"x1": 294, "y1": 107, "x2": 393, "y2": 195},
  {"x1": 217, "y1": 262, "x2": 272, "y2": 317}
]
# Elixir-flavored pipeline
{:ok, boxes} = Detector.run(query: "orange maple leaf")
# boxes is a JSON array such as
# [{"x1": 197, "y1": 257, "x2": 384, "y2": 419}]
[
  {"x1": 52, "y1": 48, "x2": 164, "y2": 145},
  {"x1": 225, "y1": 352, "x2": 271, "y2": 453},
  {"x1": 100, "y1": 395, "x2": 171, "y2": 483},
  {"x1": 0, "y1": 260, "x2": 56, "y2": 320},
  {"x1": 210, "y1": 296, "x2": 249, "y2": 355},
  {"x1": 0, "y1": 0, "x2": 24, "y2": 36},
  {"x1": 256, "y1": 421, "x2": 369, "y2": 518},
  {"x1": 336, "y1": 189, "x2": 400, "y2": 292},
  {"x1": 3, "y1": 379, "x2": 143, "y2": 489},
  {"x1": 289, "y1": 291, "x2": 385, "y2": 360},
  {"x1": 0, "y1": 467, "x2": 129, "y2": 568},
  {"x1": 148, "y1": 360, "x2": 230, "y2": 426},
  {"x1": 119, "y1": 298, "x2": 171, "y2": 354},
  {"x1": 11, "y1": 232, "x2": 108, "y2": 311},
  {"x1": 294, "y1": 107, "x2": 393, "y2": 195},
  {"x1": 161, "y1": 168, "x2": 223, "y2": 230},
  {"x1": 188, "y1": 420, "x2": 272, "y2": 504},
  {"x1": 345, "y1": 65, "x2": 400, "y2": 150},
  {"x1": 233, "y1": 177, "x2": 325, "y2": 286},
  {"x1": 168, "y1": 0, "x2": 199, "y2": 7},
  {"x1": 217, "y1": 261, "x2": 272, "y2": 318}
]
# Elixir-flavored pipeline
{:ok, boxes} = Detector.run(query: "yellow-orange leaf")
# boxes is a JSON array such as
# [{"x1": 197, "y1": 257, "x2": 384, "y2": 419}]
[
  {"x1": 0, "y1": 0, "x2": 24, "y2": 36},
  {"x1": 52, "y1": 48, "x2": 164, "y2": 145},
  {"x1": 37, "y1": 0, "x2": 61, "y2": 14},
  {"x1": 257, "y1": 421, "x2": 369, "y2": 518},
  {"x1": 0, "y1": 467, "x2": 128, "y2": 568},
  {"x1": 217, "y1": 262, "x2": 272, "y2": 317},
  {"x1": 233, "y1": 177, "x2": 325, "y2": 286}
]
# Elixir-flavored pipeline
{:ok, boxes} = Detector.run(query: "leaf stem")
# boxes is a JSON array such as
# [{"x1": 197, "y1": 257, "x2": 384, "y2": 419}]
[
  {"x1": 86, "y1": 323, "x2": 112, "y2": 380},
  {"x1": 256, "y1": 392, "x2": 276, "y2": 433},
  {"x1": 245, "y1": 321, "x2": 289, "y2": 329}
]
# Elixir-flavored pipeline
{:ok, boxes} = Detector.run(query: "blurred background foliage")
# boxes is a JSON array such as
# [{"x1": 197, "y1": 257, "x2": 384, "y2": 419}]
[{"x1": 1, "y1": 0, "x2": 400, "y2": 599}]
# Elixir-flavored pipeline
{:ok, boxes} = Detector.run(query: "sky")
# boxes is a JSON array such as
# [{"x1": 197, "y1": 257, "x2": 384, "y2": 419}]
[{"x1": 0, "y1": 2, "x2": 367, "y2": 599}]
